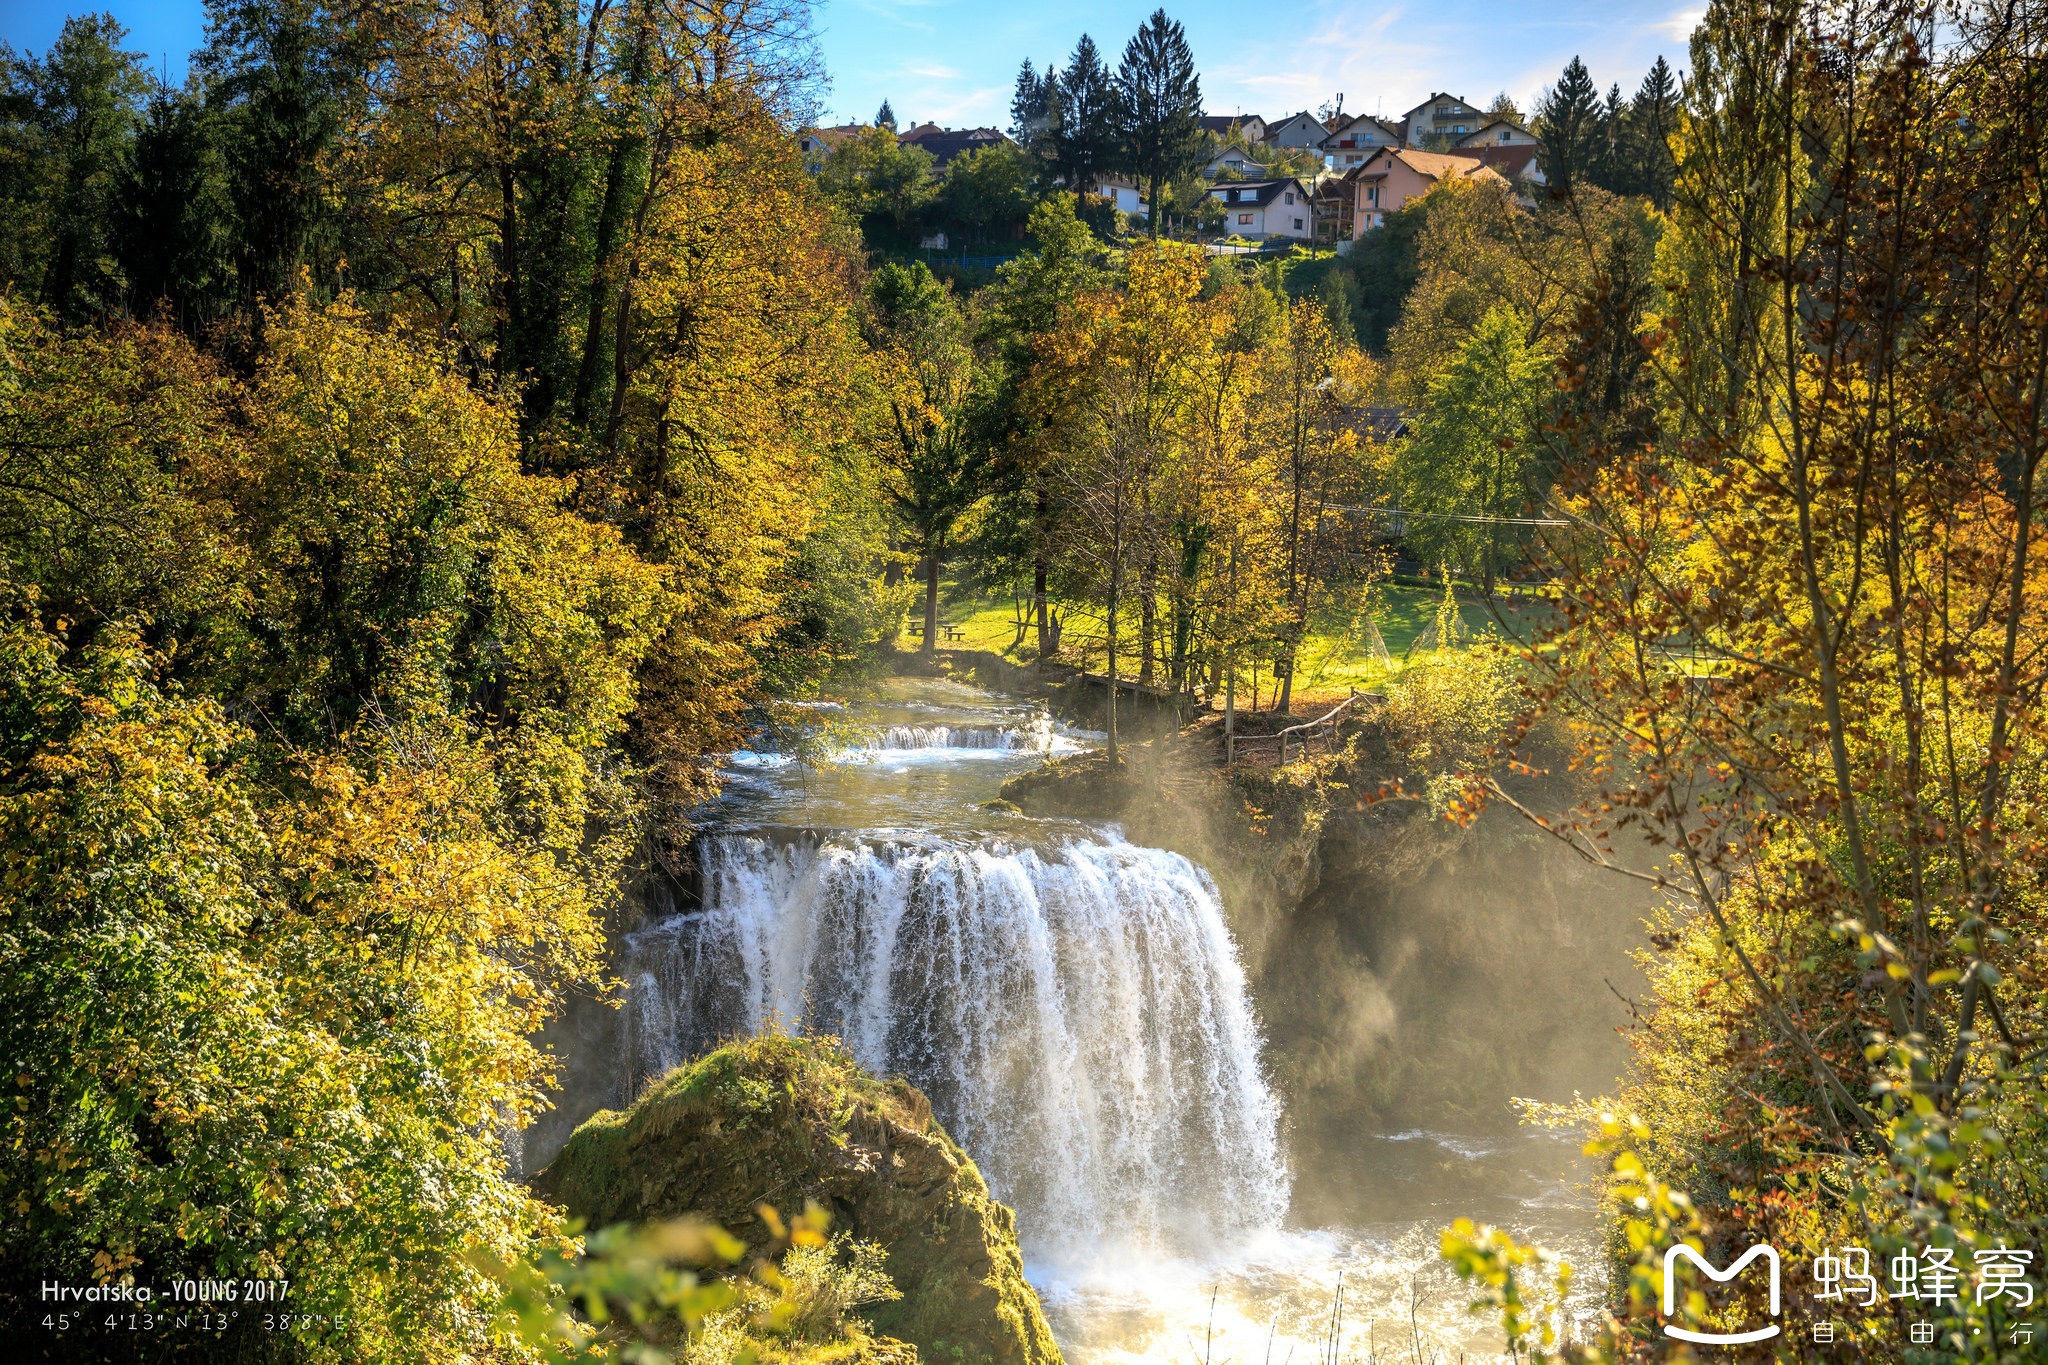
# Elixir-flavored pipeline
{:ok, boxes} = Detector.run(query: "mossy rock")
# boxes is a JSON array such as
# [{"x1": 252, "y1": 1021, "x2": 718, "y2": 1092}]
[{"x1": 535, "y1": 1035, "x2": 1062, "y2": 1365}]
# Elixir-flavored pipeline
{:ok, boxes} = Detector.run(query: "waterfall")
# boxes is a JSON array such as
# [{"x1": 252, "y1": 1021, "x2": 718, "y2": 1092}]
[
  {"x1": 624, "y1": 832, "x2": 1290, "y2": 1263},
  {"x1": 865, "y1": 722, "x2": 1032, "y2": 750}
]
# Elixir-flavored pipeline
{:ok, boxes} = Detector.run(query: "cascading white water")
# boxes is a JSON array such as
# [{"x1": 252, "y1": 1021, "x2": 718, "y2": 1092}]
[
  {"x1": 864, "y1": 722, "x2": 1031, "y2": 750},
  {"x1": 625, "y1": 831, "x2": 1289, "y2": 1264}
]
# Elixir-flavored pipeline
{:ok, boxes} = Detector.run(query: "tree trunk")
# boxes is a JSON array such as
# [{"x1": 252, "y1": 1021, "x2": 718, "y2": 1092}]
[
  {"x1": 921, "y1": 539, "x2": 943, "y2": 658},
  {"x1": 1138, "y1": 559, "x2": 1158, "y2": 687},
  {"x1": 1034, "y1": 484, "x2": 1052, "y2": 660}
]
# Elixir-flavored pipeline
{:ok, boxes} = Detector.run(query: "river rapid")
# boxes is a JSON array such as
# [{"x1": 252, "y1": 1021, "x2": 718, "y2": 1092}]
[{"x1": 624, "y1": 676, "x2": 1608, "y2": 1362}]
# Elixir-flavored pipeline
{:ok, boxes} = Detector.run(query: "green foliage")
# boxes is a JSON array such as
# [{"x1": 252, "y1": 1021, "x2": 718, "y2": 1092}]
[
  {"x1": 1381, "y1": 636, "x2": 1523, "y2": 781},
  {"x1": 0, "y1": 14, "x2": 149, "y2": 323},
  {"x1": 0, "y1": 600, "x2": 608, "y2": 1360},
  {"x1": 1395, "y1": 305, "x2": 1552, "y2": 584},
  {"x1": 818, "y1": 126, "x2": 937, "y2": 236},
  {"x1": 942, "y1": 141, "x2": 1034, "y2": 239},
  {"x1": 1109, "y1": 9, "x2": 1204, "y2": 239},
  {"x1": 1535, "y1": 55, "x2": 1602, "y2": 198}
]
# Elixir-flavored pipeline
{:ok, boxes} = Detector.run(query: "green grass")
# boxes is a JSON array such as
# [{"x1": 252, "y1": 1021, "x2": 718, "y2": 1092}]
[{"x1": 920, "y1": 579, "x2": 1550, "y2": 710}]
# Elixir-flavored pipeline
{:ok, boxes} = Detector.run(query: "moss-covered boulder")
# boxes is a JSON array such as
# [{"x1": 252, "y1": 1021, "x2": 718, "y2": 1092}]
[{"x1": 535, "y1": 1035, "x2": 1063, "y2": 1365}]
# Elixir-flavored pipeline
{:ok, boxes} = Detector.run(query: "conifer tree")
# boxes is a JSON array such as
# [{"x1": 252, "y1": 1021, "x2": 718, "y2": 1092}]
[
  {"x1": 1053, "y1": 35, "x2": 1113, "y2": 202},
  {"x1": 876, "y1": 98, "x2": 895, "y2": 129},
  {"x1": 118, "y1": 80, "x2": 231, "y2": 327},
  {"x1": 1626, "y1": 56, "x2": 1679, "y2": 208},
  {"x1": 1112, "y1": 8, "x2": 1204, "y2": 240},
  {"x1": 3, "y1": 15, "x2": 148, "y2": 323},
  {"x1": 1009, "y1": 59, "x2": 1041, "y2": 139},
  {"x1": 201, "y1": 0, "x2": 342, "y2": 310},
  {"x1": 1534, "y1": 55, "x2": 1601, "y2": 198}
]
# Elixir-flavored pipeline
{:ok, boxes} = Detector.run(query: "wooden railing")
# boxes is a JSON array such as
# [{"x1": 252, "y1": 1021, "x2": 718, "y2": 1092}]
[{"x1": 1225, "y1": 691, "x2": 1363, "y2": 766}]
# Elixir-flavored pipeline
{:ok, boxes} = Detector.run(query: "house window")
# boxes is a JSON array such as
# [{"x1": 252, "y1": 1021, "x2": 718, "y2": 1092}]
[
  {"x1": 1238, "y1": 212, "x2": 1254, "y2": 225},
  {"x1": 1293, "y1": 217, "x2": 1303, "y2": 229},
  {"x1": 1367, "y1": 187, "x2": 1378, "y2": 204},
  {"x1": 1284, "y1": 192, "x2": 1294, "y2": 204},
  {"x1": 1499, "y1": 130, "x2": 1510, "y2": 142}
]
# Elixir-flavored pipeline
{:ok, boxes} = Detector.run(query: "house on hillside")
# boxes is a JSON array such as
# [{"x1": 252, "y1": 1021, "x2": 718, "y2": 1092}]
[
  {"x1": 1398, "y1": 92, "x2": 1482, "y2": 147},
  {"x1": 1454, "y1": 117, "x2": 1537, "y2": 149},
  {"x1": 1263, "y1": 111, "x2": 1329, "y2": 153},
  {"x1": 1204, "y1": 145, "x2": 1269, "y2": 178},
  {"x1": 1344, "y1": 147, "x2": 1505, "y2": 233},
  {"x1": 798, "y1": 123, "x2": 868, "y2": 167},
  {"x1": 1094, "y1": 175, "x2": 1151, "y2": 220},
  {"x1": 1464, "y1": 143, "x2": 1545, "y2": 199},
  {"x1": 896, "y1": 125, "x2": 1013, "y2": 168},
  {"x1": 1199, "y1": 112, "x2": 1268, "y2": 143},
  {"x1": 1311, "y1": 176, "x2": 1354, "y2": 244},
  {"x1": 1318, "y1": 114, "x2": 1403, "y2": 171},
  {"x1": 1204, "y1": 178, "x2": 1314, "y2": 242}
]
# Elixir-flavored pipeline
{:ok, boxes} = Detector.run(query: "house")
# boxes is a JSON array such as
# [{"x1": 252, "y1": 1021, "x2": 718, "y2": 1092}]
[
  {"x1": 1454, "y1": 117, "x2": 1537, "y2": 149},
  {"x1": 1318, "y1": 114, "x2": 1403, "y2": 171},
  {"x1": 1465, "y1": 143, "x2": 1545, "y2": 197},
  {"x1": 1199, "y1": 112, "x2": 1268, "y2": 143},
  {"x1": 1263, "y1": 111, "x2": 1329, "y2": 153},
  {"x1": 1204, "y1": 146, "x2": 1269, "y2": 179},
  {"x1": 1398, "y1": 92, "x2": 1483, "y2": 147},
  {"x1": 1311, "y1": 175, "x2": 1354, "y2": 244},
  {"x1": 1204, "y1": 178, "x2": 1314, "y2": 241},
  {"x1": 1094, "y1": 175, "x2": 1151, "y2": 219},
  {"x1": 798, "y1": 122, "x2": 868, "y2": 165},
  {"x1": 1345, "y1": 147, "x2": 1505, "y2": 233},
  {"x1": 895, "y1": 124, "x2": 1013, "y2": 169}
]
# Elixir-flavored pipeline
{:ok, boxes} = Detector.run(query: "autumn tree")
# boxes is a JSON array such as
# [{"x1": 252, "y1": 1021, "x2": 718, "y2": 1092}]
[
  {"x1": 866, "y1": 262, "x2": 987, "y2": 654},
  {"x1": 981, "y1": 196, "x2": 1111, "y2": 660},
  {"x1": 1038, "y1": 242, "x2": 1211, "y2": 758},
  {"x1": 1445, "y1": 3, "x2": 2048, "y2": 1347}
]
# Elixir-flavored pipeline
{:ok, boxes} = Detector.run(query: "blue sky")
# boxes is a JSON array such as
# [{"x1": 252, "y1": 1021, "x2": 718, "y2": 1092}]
[{"x1": 3, "y1": 0, "x2": 1701, "y2": 131}]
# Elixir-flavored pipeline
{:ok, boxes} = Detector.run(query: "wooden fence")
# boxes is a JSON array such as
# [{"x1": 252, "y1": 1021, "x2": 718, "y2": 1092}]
[{"x1": 1225, "y1": 691, "x2": 1363, "y2": 767}]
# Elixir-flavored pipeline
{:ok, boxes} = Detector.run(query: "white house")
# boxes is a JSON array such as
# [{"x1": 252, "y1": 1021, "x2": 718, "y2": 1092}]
[
  {"x1": 1454, "y1": 117, "x2": 1538, "y2": 149},
  {"x1": 1398, "y1": 92, "x2": 1482, "y2": 147},
  {"x1": 1095, "y1": 175, "x2": 1150, "y2": 220},
  {"x1": 1204, "y1": 178, "x2": 1314, "y2": 242},
  {"x1": 1318, "y1": 114, "x2": 1403, "y2": 171}
]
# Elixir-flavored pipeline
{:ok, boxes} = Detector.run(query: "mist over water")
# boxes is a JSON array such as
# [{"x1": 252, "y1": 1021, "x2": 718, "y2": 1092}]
[
  {"x1": 625, "y1": 831, "x2": 1289, "y2": 1263},
  {"x1": 598, "y1": 677, "x2": 1616, "y2": 1361}
]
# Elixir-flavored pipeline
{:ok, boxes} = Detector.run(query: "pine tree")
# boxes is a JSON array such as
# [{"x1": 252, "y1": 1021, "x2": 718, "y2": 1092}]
[
  {"x1": 1053, "y1": 35, "x2": 1112, "y2": 202},
  {"x1": 876, "y1": 98, "x2": 895, "y2": 129},
  {"x1": 1596, "y1": 81, "x2": 1627, "y2": 191},
  {"x1": 201, "y1": 0, "x2": 342, "y2": 310},
  {"x1": 117, "y1": 79, "x2": 231, "y2": 327},
  {"x1": 1534, "y1": 55, "x2": 1601, "y2": 198},
  {"x1": 1111, "y1": 8, "x2": 1203, "y2": 240},
  {"x1": 1627, "y1": 56, "x2": 1679, "y2": 208},
  {"x1": 1009, "y1": 59, "x2": 1041, "y2": 140},
  {"x1": 8, "y1": 15, "x2": 149, "y2": 323}
]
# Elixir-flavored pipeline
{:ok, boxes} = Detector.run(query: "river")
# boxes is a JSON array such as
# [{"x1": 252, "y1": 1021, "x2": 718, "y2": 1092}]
[{"x1": 621, "y1": 675, "x2": 1608, "y2": 1361}]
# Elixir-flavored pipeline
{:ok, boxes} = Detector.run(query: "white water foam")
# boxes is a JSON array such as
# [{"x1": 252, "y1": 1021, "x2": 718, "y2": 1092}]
[{"x1": 624, "y1": 832, "x2": 1290, "y2": 1266}]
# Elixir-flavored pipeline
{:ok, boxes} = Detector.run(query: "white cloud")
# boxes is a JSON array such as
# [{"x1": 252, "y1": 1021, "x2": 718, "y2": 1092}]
[{"x1": 1654, "y1": 5, "x2": 1707, "y2": 41}]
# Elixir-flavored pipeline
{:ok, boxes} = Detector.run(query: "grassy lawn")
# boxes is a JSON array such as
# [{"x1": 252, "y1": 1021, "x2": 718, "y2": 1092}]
[{"x1": 921, "y1": 578, "x2": 1550, "y2": 711}]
